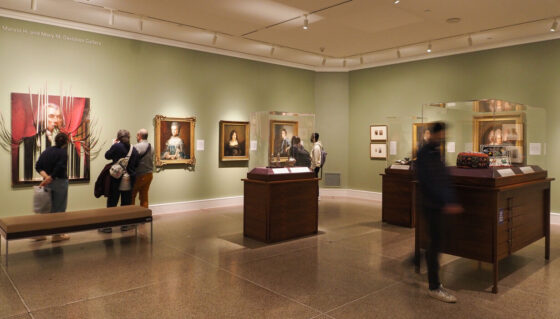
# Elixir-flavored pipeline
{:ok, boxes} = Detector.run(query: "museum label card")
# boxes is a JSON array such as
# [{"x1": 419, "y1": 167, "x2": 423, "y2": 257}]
[
  {"x1": 196, "y1": 139, "x2": 204, "y2": 151},
  {"x1": 290, "y1": 167, "x2": 310, "y2": 173},
  {"x1": 390, "y1": 164, "x2": 410, "y2": 170},
  {"x1": 520, "y1": 166, "x2": 535, "y2": 174},
  {"x1": 250, "y1": 140, "x2": 257, "y2": 151},
  {"x1": 529, "y1": 143, "x2": 541, "y2": 155},
  {"x1": 389, "y1": 141, "x2": 397, "y2": 155},
  {"x1": 272, "y1": 168, "x2": 290, "y2": 174},
  {"x1": 497, "y1": 168, "x2": 515, "y2": 177},
  {"x1": 446, "y1": 142, "x2": 455, "y2": 153}
]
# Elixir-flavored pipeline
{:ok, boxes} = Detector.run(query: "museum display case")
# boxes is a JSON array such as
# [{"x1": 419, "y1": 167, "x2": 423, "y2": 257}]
[
  {"x1": 413, "y1": 100, "x2": 551, "y2": 293},
  {"x1": 243, "y1": 167, "x2": 318, "y2": 243},
  {"x1": 249, "y1": 111, "x2": 315, "y2": 169}
]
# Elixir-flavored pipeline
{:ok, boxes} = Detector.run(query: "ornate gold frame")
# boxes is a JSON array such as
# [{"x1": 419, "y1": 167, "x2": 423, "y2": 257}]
[
  {"x1": 219, "y1": 120, "x2": 250, "y2": 161},
  {"x1": 154, "y1": 115, "x2": 196, "y2": 167},
  {"x1": 269, "y1": 120, "x2": 298, "y2": 161},
  {"x1": 473, "y1": 114, "x2": 524, "y2": 163}
]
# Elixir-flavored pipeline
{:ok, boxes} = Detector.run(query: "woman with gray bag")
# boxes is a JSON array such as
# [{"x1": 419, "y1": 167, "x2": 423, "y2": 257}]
[
  {"x1": 100, "y1": 129, "x2": 139, "y2": 233},
  {"x1": 34, "y1": 132, "x2": 70, "y2": 242}
]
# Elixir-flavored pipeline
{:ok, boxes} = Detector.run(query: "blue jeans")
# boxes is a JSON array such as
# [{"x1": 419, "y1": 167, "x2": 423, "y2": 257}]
[{"x1": 47, "y1": 178, "x2": 68, "y2": 213}]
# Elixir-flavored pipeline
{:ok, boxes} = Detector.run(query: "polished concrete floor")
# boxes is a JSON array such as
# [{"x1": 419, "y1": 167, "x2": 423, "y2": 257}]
[{"x1": 1, "y1": 197, "x2": 559, "y2": 318}]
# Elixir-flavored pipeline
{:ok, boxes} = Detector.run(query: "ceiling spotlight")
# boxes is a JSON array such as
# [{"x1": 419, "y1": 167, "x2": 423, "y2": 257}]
[
  {"x1": 427, "y1": 42, "x2": 432, "y2": 53},
  {"x1": 212, "y1": 33, "x2": 218, "y2": 45},
  {"x1": 551, "y1": 19, "x2": 558, "y2": 32},
  {"x1": 303, "y1": 14, "x2": 309, "y2": 30},
  {"x1": 322, "y1": 57, "x2": 326, "y2": 66},
  {"x1": 393, "y1": 0, "x2": 400, "y2": 3},
  {"x1": 139, "y1": 18, "x2": 143, "y2": 31},
  {"x1": 31, "y1": 0, "x2": 37, "y2": 10},
  {"x1": 270, "y1": 46, "x2": 275, "y2": 56},
  {"x1": 397, "y1": 49, "x2": 401, "y2": 58},
  {"x1": 468, "y1": 35, "x2": 473, "y2": 46},
  {"x1": 360, "y1": 56, "x2": 364, "y2": 64},
  {"x1": 108, "y1": 9, "x2": 114, "y2": 25},
  {"x1": 342, "y1": 59, "x2": 347, "y2": 67}
]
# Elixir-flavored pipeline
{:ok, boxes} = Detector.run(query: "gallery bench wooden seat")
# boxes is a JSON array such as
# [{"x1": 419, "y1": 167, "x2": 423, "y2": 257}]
[{"x1": 0, "y1": 205, "x2": 153, "y2": 266}]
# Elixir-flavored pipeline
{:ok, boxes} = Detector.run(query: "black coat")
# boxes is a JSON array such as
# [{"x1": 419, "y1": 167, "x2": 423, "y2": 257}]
[
  {"x1": 104, "y1": 142, "x2": 140, "y2": 185},
  {"x1": 416, "y1": 142, "x2": 457, "y2": 210}
]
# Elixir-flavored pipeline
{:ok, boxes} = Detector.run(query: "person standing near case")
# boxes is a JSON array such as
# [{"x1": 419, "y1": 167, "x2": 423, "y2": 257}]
[
  {"x1": 310, "y1": 132, "x2": 323, "y2": 178},
  {"x1": 132, "y1": 128, "x2": 154, "y2": 208},
  {"x1": 35, "y1": 132, "x2": 70, "y2": 242},
  {"x1": 416, "y1": 122, "x2": 463, "y2": 303}
]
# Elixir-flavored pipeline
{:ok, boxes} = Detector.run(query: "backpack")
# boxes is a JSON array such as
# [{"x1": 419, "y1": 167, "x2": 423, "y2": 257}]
[{"x1": 320, "y1": 149, "x2": 327, "y2": 168}]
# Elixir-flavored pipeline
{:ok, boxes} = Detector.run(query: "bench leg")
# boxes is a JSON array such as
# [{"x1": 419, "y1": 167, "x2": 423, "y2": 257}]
[{"x1": 150, "y1": 221, "x2": 153, "y2": 244}]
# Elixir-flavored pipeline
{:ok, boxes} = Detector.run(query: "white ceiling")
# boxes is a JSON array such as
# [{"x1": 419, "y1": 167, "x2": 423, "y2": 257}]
[{"x1": 1, "y1": 0, "x2": 560, "y2": 70}]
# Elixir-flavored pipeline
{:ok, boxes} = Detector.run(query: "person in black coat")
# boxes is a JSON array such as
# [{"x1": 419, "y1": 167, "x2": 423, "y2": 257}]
[{"x1": 416, "y1": 122, "x2": 463, "y2": 303}]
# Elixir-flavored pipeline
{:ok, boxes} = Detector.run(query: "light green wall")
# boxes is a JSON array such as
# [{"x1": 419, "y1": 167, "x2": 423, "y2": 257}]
[
  {"x1": 348, "y1": 40, "x2": 560, "y2": 210},
  {"x1": 314, "y1": 72, "x2": 349, "y2": 188},
  {"x1": 0, "y1": 17, "x2": 315, "y2": 216}
]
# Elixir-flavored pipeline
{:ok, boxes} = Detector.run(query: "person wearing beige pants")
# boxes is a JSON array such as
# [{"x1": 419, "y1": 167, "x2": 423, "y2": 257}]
[{"x1": 132, "y1": 129, "x2": 154, "y2": 208}]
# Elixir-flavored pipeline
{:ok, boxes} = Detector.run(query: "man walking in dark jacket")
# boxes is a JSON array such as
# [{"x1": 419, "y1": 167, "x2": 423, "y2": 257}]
[{"x1": 416, "y1": 122, "x2": 463, "y2": 303}]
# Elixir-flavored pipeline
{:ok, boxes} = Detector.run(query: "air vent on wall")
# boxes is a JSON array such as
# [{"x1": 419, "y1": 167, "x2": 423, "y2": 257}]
[{"x1": 324, "y1": 173, "x2": 341, "y2": 187}]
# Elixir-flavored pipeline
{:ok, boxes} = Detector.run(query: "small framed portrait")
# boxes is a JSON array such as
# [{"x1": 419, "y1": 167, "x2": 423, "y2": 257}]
[
  {"x1": 269, "y1": 120, "x2": 298, "y2": 161},
  {"x1": 219, "y1": 120, "x2": 250, "y2": 161},
  {"x1": 473, "y1": 114, "x2": 524, "y2": 164},
  {"x1": 370, "y1": 143, "x2": 387, "y2": 159},
  {"x1": 370, "y1": 125, "x2": 387, "y2": 141},
  {"x1": 412, "y1": 123, "x2": 445, "y2": 160},
  {"x1": 154, "y1": 115, "x2": 196, "y2": 167}
]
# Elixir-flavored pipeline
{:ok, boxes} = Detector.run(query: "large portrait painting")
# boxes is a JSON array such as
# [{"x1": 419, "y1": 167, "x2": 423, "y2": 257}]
[
  {"x1": 412, "y1": 122, "x2": 444, "y2": 160},
  {"x1": 154, "y1": 115, "x2": 195, "y2": 167},
  {"x1": 473, "y1": 114, "x2": 524, "y2": 164},
  {"x1": 219, "y1": 120, "x2": 249, "y2": 161},
  {"x1": 269, "y1": 120, "x2": 298, "y2": 161},
  {"x1": 9, "y1": 92, "x2": 91, "y2": 186}
]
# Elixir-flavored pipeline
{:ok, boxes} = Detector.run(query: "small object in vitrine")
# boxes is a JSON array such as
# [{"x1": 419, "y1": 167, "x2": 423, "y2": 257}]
[
  {"x1": 489, "y1": 156, "x2": 511, "y2": 167},
  {"x1": 456, "y1": 152, "x2": 489, "y2": 168},
  {"x1": 395, "y1": 157, "x2": 411, "y2": 165}
]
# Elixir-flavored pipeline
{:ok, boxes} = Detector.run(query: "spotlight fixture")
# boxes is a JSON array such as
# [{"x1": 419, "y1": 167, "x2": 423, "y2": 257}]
[
  {"x1": 303, "y1": 14, "x2": 309, "y2": 30},
  {"x1": 468, "y1": 35, "x2": 473, "y2": 46},
  {"x1": 322, "y1": 57, "x2": 326, "y2": 66},
  {"x1": 427, "y1": 42, "x2": 432, "y2": 53},
  {"x1": 343, "y1": 59, "x2": 347, "y2": 67},
  {"x1": 108, "y1": 9, "x2": 114, "y2": 25},
  {"x1": 270, "y1": 46, "x2": 275, "y2": 56},
  {"x1": 212, "y1": 33, "x2": 218, "y2": 45},
  {"x1": 360, "y1": 56, "x2": 364, "y2": 64},
  {"x1": 397, "y1": 49, "x2": 401, "y2": 58},
  {"x1": 139, "y1": 18, "x2": 143, "y2": 31},
  {"x1": 551, "y1": 19, "x2": 558, "y2": 32},
  {"x1": 31, "y1": 0, "x2": 37, "y2": 10}
]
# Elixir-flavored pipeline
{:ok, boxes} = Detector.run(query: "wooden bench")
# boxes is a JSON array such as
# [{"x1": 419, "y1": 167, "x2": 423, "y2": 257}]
[{"x1": 0, "y1": 205, "x2": 153, "y2": 266}]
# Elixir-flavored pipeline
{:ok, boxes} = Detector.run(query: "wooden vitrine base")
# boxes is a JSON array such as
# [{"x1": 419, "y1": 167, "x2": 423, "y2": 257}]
[
  {"x1": 381, "y1": 168, "x2": 415, "y2": 227},
  {"x1": 414, "y1": 166, "x2": 552, "y2": 293}
]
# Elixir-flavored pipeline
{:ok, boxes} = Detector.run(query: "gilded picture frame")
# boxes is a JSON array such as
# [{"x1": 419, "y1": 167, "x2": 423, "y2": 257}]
[
  {"x1": 473, "y1": 114, "x2": 525, "y2": 164},
  {"x1": 219, "y1": 120, "x2": 250, "y2": 161},
  {"x1": 269, "y1": 120, "x2": 298, "y2": 161},
  {"x1": 154, "y1": 115, "x2": 196, "y2": 167}
]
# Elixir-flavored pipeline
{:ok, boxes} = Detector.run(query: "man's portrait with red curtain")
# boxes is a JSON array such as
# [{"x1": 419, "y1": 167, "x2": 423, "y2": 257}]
[{"x1": 11, "y1": 92, "x2": 91, "y2": 185}]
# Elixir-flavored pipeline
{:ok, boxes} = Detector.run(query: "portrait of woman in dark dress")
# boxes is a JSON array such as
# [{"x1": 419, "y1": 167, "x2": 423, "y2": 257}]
[{"x1": 224, "y1": 130, "x2": 245, "y2": 157}]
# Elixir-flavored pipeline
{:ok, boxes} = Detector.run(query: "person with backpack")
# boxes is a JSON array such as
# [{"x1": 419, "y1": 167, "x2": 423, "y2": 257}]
[
  {"x1": 100, "y1": 129, "x2": 139, "y2": 233},
  {"x1": 310, "y1": 132, "x2": 323, "y2": 178},
  {"x1": 132, "y1": 128, "x2": 154, "y2": 208}
]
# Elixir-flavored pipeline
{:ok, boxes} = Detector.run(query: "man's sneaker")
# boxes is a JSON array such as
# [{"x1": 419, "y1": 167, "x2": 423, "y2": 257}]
[{"x1": 428, "y1": 285, "x2": 457, "y2": 303}]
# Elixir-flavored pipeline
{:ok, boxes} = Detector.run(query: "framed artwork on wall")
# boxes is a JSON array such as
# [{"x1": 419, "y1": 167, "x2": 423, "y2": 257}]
[
  {"x1": 412, "y1": 122, "x2": 445, "y2": 160},
  {"x1": 154, "y1": 115, "x2": 195, "y2": 167},
  {"x1": 370, "y1": 125, "x2": 387, "y2": 141},
  {"x1": 219, "y1": 120, "x2": 250, "y2": 161},
  {"x1": 473, "y1": 114, "x2": 524, "y2": 164},
  {"x1": 269, "y1": 120, "x2": 298, "y2": 161},
  {"x1": 370, "y1": 143, "x2": 387, "y2": 159},
  {"x1": 9, "y1": 92, "x2": 91, "y2": 186}
]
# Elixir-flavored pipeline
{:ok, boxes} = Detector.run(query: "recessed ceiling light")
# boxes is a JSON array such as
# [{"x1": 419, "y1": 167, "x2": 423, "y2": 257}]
[
  {"x1": 446, "y1": 17, "x2": 461, "y2": 24},
  {"x1": 393, "y1": 0, "x2": 400, "y2": 4},
  {"x1": 424, "y1": 9, "x2": 431, "y2": 13}
]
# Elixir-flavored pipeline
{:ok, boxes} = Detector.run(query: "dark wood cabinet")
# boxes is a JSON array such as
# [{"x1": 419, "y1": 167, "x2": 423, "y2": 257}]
[
  {"x1": 414, "y1": 166, "x2": 553, "y2": 293},
  {"x1": 381, "y1": 167, "x2": 415, "y2": 227},
  {"x1": 243, "y1": 168, "x2": 319, "y2": 243}
]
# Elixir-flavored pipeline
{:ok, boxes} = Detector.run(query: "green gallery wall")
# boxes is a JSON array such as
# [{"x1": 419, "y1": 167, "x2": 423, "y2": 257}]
[{"x1": 2, "y1": 16, "x2": 560, "y2": 216}]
